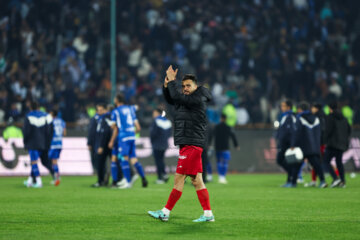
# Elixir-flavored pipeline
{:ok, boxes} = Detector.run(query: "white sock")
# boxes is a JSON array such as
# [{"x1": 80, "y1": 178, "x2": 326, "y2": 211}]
[
  {"x1": 161, "y1": 207, "x2": 170, "y2": 216},
  {"x1": 204, "y1": 210, "x2": 213, "y2": 217},
  {"x1": 36, "y1": 176, "x2": 42, "y2": 185}
]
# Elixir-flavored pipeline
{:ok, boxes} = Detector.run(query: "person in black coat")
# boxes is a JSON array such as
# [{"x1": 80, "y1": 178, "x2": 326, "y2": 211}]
[
  {"x1": 148, "y1": 66, "x2": 215, "y2": 222},
  {"x1": 276, "y1": 99, "x2": 296, "y2": 186},
  {"x1": 150, "y1": 108, "x2": 172, "y2": 184},
  {"x1": 87, "y1": 108, "x2": 100, "y2": 173},
  {"x1": 209, "y1": 114, "x2": 239, "y2": 184},
  {"x1": 92, "y1": 103, "x2": 113, "y2": 187},
  {"x1": 324, "y1": 102, "x2": 351, "y2": 188},
  {"x1": 290, "y1": 102, "x2": 327, "y2": 188}
]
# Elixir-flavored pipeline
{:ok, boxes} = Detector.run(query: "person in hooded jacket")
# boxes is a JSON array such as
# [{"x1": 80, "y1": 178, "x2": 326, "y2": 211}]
[
  {"x1": 324, "y1": 102, "x2": 351, "y2": 188},
  {"x1": 276, "y1": 99, "x2": 296, "y2": 187},
  {"x1": 290, "y1": 102, "x2": 327, "y2": 188},
  {"x1": 148, "y1": 65, "x2": 215, "y2": 223}
]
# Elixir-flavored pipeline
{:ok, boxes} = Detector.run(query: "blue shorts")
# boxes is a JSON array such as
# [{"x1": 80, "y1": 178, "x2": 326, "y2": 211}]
[
  {"x1": 112, "y1": 143, "x2": 123, "y2": 158},
  {"x1": 49, "y1": 149, "x2": 62, "y2": 159},
  {"x1": 121, "y1": 140, "x2": 136, "y2": 158},
  {"x1": 216, "y1": 151, "x2": 231, "y2": 163},
  {"x1": 29, "y1": 150, "x2": 40, "y2": 161}
]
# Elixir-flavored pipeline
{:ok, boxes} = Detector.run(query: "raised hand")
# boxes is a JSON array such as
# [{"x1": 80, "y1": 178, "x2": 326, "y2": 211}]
[{"x1": 166, "y1": 65, "x2": 178, "y2": 81}]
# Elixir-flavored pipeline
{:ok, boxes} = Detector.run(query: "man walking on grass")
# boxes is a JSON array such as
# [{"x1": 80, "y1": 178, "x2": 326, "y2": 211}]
[{"x1": 148, "y1": 65, "x2": 214, "y2": 222}]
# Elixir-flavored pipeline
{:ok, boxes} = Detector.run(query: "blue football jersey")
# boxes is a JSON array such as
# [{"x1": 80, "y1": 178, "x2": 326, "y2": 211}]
[
  {"x1": 111, "y1": 105, "x2": 137, "y2": 141},
  {"x1": 50, "y1": 117, "x2": 66, "y2": 149}
]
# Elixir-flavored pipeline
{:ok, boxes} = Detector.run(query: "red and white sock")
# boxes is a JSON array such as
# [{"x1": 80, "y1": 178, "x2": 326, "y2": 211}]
[
  {"x1": 196, "y1": 188, "x2": 213, "y2": 217},
  {"x1": 164, "y1": 188, "x2": 182, "y2": 214}
]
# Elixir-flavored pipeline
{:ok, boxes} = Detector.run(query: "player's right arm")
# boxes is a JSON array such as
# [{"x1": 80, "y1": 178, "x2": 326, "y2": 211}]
[
  {"x1": 108, "y1": 123, "x2": 118, "y2": 149},
  {"x1": 163, "y1": 77, "x2": 175, "y2": 105},
  {"x1": 108, "y1": 110, "x2": 118, "y2": 149}
]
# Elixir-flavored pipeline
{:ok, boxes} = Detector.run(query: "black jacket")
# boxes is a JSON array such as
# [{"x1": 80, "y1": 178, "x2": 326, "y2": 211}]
[
  {"x1": 163, "y1": 81, "x2": 212, "y2": 148},
  {"x1": 210, "y1": 122, "x2": 238, "y2": 151},
  {"x1": 150, "y1": 115, "x2": 172, "y2": 150},
  {"x1": 87, "y1": 114, "x2": 99, "y2": 147},
  {"x1": 23, "y1": 111, "x2": 53, "y2": 151},
  {"x1": 292, "y1": 111, "x2": 321, "y2": 156},
  {"x1": 95, "y1": 113, "x2": 113, "y2": 151},
  {"x1": 325, "y1": 111, "x2": 351, "y2": 151},
  {"x1": 315, "y1": 110, "x2": 327, "y2": 145},
  {"x1": 276, "y1": 111, "x2": 296, "y2": 150}
]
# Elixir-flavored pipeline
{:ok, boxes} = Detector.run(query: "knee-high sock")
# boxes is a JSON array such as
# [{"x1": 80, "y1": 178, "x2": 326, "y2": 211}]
[
  {"x1": 196, "y1": 188, "x2": 211, "y2": 210},
  {"x1": 217, "y1": 162, "x2": 225, "y2": 177},
  {"x1": 111, "y1": 162, "x2": 118, "y2": 182},
  {"x1": 52, "y1": 162, "x2": 59, "y2": 175},
  {"x1": 165, "y1": 189, "x2": 182, "y2": 211},
  {"x1": 32, "y1": 164, "x2": 40, "y2": 177},
  {"x1": 311, "y1": 169, "x2": 317, "y2": 181},
  {"x1": 207, "y1": 162, "x2": 213, "y2": 175},
  {"x1": 134, "y1": 162, "x2": 145, "y2": 178},
  {"x1": 120, "y1": 161, "x2": 131, "y2": 183}
]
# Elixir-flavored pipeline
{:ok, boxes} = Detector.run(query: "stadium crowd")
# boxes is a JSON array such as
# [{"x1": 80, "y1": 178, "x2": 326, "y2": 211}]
[{"x1": 0, "y1": 0, "x2": 360, "y2": 127}]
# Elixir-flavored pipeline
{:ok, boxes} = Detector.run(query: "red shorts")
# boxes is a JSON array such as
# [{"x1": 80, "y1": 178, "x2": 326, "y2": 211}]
[{"x1": 176, "y1": 145, "x2": 203, "y2": 176}]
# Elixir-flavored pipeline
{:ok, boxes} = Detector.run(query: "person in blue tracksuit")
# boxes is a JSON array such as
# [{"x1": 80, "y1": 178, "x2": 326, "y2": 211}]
[
  {"x1": 276, "y1": 99, "x2": 296, "y2": 187},
  {"x1": 23, "y1": 101, "x2": 53, "y2": 188},
  {"x1": 150, "y1": 108, "x2": 172, "y2": 184},
  {"x1": 290, "y1": 102, "x2": 327, "y2": 188}
]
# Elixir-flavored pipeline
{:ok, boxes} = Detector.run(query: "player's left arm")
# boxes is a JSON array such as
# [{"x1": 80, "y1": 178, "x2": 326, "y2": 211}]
[{"x1": 134, "y1": 119, "x2": 141, "y2": 133}]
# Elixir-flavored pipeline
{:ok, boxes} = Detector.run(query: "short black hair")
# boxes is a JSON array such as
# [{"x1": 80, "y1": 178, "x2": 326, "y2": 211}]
[
  {"x1": 329, "y1": 101, "x2": 338, "y2": 110},
  {"x1": 182, "y1": 74, "x2": 197, "y2": 84},
  {"x1": 51, "y1": 109, "x2": 58, "y2": 117},
  {"x1": 96, "y1": 103, "x2": 107, "y2": 109},
  {"x1": 298, "y1": 101, "x2": 310, "y2": 111},
  {"x1": 154, "y1": 108, "x2": 163, "y2": 114},
  {"x1": 282, "y1": 99, "x2": 293, "y2": 109},
  {"x1": 115, "y1": 94, "x2": 125, "y2": 104},
  {"x1": 30, "y1": 101, "x2": 39, "y2": 110},
  {"x1": 312, "y1": 102, "x2": 322, "y2": 110}
]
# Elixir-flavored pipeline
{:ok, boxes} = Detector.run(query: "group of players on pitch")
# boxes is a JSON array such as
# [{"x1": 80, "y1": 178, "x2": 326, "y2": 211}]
[{"x1": 276, "y1": 99, "x2": 351, "y2": 188}]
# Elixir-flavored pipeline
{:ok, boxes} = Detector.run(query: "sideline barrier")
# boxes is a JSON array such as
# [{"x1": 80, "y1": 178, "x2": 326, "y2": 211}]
[{"x1": 0, "y1": 130, "x2": 359, "y2": 176}]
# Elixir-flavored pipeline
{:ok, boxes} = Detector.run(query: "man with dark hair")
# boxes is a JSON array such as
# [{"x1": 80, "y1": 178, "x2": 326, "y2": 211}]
[
  {"x1": 291, "y1": 102, "x2": 327, "y2": 188},
  {"x1": 48, "y1": 109, "x2": 66, "y2": 186},
  {"x1": 209, "y1": 113, "x2": 239, "y2": 184},
  {"x1": 23, "y1": 101, "x2": 53, "y2": 188},
  {"x1": 109, "y1": 94, "x2": 148, "y2": 189},
  {"x1": 150, "y1": 108, "x2": 172, "y2": 184},
  {"x1": 276, "y1": 99, "x2": 296, "y2": 187},
  {"x1": 148, "y1": 65, "x2": 214, "y2": 222},
  {"x1": 92, "y1": 103, "x2": 112, "y2": 187},
  {"x1": 305, "y1": 103, "x2": 328, "y2": 187},
  {"x1": 87, "y1": 105, "x2": 101, "y2": 173},
  {"x1": 324, "y1": 102, "x2": 351, "y2": 188}
]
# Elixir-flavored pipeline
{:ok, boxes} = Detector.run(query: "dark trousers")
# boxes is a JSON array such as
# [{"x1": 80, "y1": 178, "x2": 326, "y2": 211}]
[
  {"x1": 276, "y1": 149, "x2": 292, "y2": 182},
  {"x1": 96, "y1": 150, "x2": 111, "y2": 185},
  {"x1": 324, "y1": 147, "x2": 345, "y2": 182},
  {"x1": 291, "y1": 155, "x2": 324, "y2": 185},
  {"x1": 32, "y1": 150, "x2": 54, "y2": 182},
  {"x1": 201, "y1": 147, "x2": 208, "y2": 183},
  {"x1": 90, "y1": 147, "x2": 98, "y2": 173},
  {"x1": 153, "y1": 149, "x2": 166, "y2": 180}
]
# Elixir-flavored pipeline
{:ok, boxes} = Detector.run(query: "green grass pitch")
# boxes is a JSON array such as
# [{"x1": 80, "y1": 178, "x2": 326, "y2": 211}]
[{"x1": 1, "y1": 174, "x2": 360, "y2": 240}]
